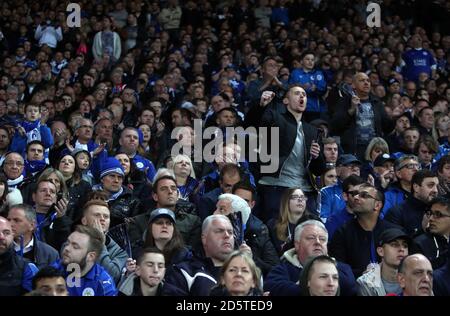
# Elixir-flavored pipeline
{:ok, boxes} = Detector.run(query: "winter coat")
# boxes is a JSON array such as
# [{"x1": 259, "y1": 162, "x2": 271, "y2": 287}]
[
  {"x1": 98, "y1": 236, "x2": 129, "y2": 284},
  {"x1": 329, "y1": 94, "x2": 393, "y2": 155},
  {"x1": 329, "y1": 218, "x2": 401, "y2": 278},
  {"x1": 264, "y1": 248, "x2": 357, "y2": 296},
  {"x1": 385, "y1": 196, "x2": 428, "y2": 237},
  {"x1": 411, "y1": 232, "x2": 449, "y2": 269}
]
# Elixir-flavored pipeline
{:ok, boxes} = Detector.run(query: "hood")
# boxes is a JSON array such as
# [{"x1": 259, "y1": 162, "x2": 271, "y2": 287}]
[
  {"x1": 281, "y1": 248, "x2": 303, "y2": 268},
  {"x1": 118, "y1": 273, "x2": 138, "y2": 296}
]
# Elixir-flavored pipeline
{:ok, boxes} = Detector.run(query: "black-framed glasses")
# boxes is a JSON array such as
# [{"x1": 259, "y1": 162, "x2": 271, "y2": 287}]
[
  {"x1": 356, "y1": 191, "x2": 379, "y2": 200},
  {"x1": 425, "y1": 210, "x2": 450, "y2": 219},
  {"x1": 347, "y1": 190, "x2": 359, "y2": 197},
  {"x1": 399, "y1": 163, "x2": 421, "y2": 170}
]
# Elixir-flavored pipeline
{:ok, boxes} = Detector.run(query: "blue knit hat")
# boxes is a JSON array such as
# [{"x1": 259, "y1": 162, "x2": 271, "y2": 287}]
[{"x1": 100, "y1": 157, "x2": 124, "y2": 178}]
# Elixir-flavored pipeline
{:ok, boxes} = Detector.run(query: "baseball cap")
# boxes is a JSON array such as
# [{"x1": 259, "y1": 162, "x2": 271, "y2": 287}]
[
  {"x1": 336, "y1": 154, "x2": 361, "y2": 166},
  {"x1": 378, "y1": 228, "x2": 411, "y2": 247},
  {"x1": 149, "y1": 208, "x2": 176, "y2": 224},
  {"x1": 388, "y1": 77, "x2": 400, "y2": 85},
  {"x1": 373, "y1": 153, "x2": 395, "y2": 167}
]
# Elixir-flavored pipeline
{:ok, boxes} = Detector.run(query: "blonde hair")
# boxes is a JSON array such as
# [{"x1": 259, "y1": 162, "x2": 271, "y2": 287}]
[
  {"x1": 364, "y1": 137, "x2": 389, "y2": 162},
  {"x1": 171, "y1": 154, "x2": 196, "y2": 179},
  {"x1": 220, "y1": 250, "x2": 262, "y2": 291}
]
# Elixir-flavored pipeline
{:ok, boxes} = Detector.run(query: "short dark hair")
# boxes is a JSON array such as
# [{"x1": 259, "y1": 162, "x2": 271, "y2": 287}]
[
  {"x1": 411, "y1": 170, "x2": 437, "y2": 193},
  {"x1": 232, "y1": 181, "x2": 256, "y2": 201},
  {"x1": 26, "y1": 140, "x2": 45, "y2": 153},
  {"x1": 437, "y1": 155, "x2": 450, "y2": 173},
  {"x1": 152, "y1": 175, "x2": 177, "y2": 193},
  {"x1": 429, "y1": 196, "x2": 450, "y2": 211},
  {"x1": 32, "y1": 266, "x2": 66, "y2": 290},
  {"x1": 136, "y1": 247, "x2": 165, "y2": 266},
  {"x1": 342, "y1": 175, "x2": 366, "y2": 193}
]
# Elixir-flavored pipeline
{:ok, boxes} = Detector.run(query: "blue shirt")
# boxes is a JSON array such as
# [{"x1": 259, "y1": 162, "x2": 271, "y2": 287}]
[
  {"x1": 52, "y1": 260, "x2": 117, "y2": 296},
  {"x1": 133, "y1": 154, "x2": 156, "y2": 182},
  {"x1": 320, "y1": 181, "x2": 345, "y2": 220},
  {"x1": 402, "y1": 48, "x2": 436, "y2": 82}
]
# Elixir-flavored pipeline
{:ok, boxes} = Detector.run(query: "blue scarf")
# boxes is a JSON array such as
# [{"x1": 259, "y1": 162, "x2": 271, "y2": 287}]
[
  {"x1": 21, "y1": 119, "x2": 40, "y2": 133},
  {"x1": 25, "y1": 159, "x2": 47, "y2": 176}
]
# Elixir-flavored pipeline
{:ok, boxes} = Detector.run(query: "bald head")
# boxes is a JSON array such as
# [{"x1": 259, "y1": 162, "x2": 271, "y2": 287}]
[
  {"x1": 0, "y1": 216, "x2": 13, "y2": 255},
  {"x1": 398, "y1": 254, "x2": 433, "y2": 296},
  {"x1": 352, "y1": 72, "x2": 371, "y2": 98}
]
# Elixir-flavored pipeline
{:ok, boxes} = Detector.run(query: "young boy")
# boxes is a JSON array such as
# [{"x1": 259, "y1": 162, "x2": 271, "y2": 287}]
[{"x1": 10, "y1": 103, "x2": 53, "y2": 162}]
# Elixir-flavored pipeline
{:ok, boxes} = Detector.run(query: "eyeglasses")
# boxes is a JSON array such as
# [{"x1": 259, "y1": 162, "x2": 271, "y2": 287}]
[
  {"x1": 425, "y1": 210, "x2": 450, "y2": 219},
  {"x1": 355, "y1": 191, "x2": 379, "y2": 200},
  {"x1": 4, "y1": 161, "x2": 24, "y2": 167},
  {"x1": 399, "y1": 163, "x2": 421, "y2": 170},
  {"x1": 290, "y1": 195, "x2": 307, "y2": 202},
  {"x1": 346, "y1": 190, "x2": 360, "y2": 197}
]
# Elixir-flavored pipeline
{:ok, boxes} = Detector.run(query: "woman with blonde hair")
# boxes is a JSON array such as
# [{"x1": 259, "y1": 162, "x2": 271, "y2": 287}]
[
  {"x1": 210, "y1": 250, "x2": 263, "y2": 296},
  {"x1": 267, "y1": 187, "x2": 320, "y2": 256},
  {"x1": 169, "y1": 154, "x2": 203, "y2": 203},
  {"x1": 361, "y1": 137, "x2": 390, "y2": 180}
]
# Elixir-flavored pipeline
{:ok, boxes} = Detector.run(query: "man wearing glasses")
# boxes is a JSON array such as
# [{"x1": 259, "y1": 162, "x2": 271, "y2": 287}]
[
  {"x1": 411, "y1": 196, "x2": 450, "y2": 269},
  {"x1": 329, "y1": 183, "x2": 400, "y2": 278},
  {"x1": 385, "y1": 170, "x2": 439, "y2": 237},
  {"x1": 382, "y1": 155, "x2": 421, "y2": 218}
]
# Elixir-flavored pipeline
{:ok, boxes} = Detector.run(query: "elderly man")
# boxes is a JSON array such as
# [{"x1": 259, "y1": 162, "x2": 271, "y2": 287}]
[
  {"x1": 214, "y1": 191, "x2": 279, "y2": 276},
  {"x1": 164, "y1": 214, "x2": 236, "y2": 296},
  {"x1": 397, "y1": 254, "x2": 433, "y2": 296},
  {"x1": 264, "y1": 220, "x2": 356, "y2": 296}
]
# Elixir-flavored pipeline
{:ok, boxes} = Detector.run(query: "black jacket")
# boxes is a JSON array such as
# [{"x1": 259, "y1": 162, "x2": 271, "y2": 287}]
[
  {"x1": 329, "y1": 94, "x2": 393, "y2": 155},
  {"x1": 412, "y1": 232, "x2": 449, "y2": 269},
  {"x1": 243, "y1": 214, "x2": 280, "y2": 277},
  {"x1": 329, "y1": 218, "x2": 400, "y2": 278},
  {"x1": 108, "y1": 187, "x2": 142, "y2": 228},
  {"x1": 65, "y1": 180, "x2": 92, "y2": 222},
  {"x1": 245, "y1": 100, "x2": 325, "y2": 184},
  {"x1": 0, "y1": 248, "x2": 27, "y2": 296},
  {"x1": 384, "y1": 196, "x2": 428, "y2": 237}
]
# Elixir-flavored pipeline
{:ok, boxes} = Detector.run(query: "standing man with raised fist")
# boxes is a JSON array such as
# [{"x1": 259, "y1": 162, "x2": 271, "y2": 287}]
[{"x1": 245, "y1": 85, "x2": 325, "y2": 222}]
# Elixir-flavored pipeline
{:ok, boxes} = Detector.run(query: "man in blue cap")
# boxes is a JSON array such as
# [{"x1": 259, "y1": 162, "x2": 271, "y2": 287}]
[
  {"x1": 93, "y1": 157, "x2": 141, "y2": 228},
  {"x1": 320, "y1": 154, "x2": 361, "y2": 220}
]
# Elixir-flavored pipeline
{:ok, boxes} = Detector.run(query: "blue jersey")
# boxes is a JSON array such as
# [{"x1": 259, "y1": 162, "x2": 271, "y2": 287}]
[
  {"x1": 52, "y1": 260, "x2": 117, "y2": 296},
  {"x1": 133, "y1": 154, "x2": 156, "y2": 182},
  {"x1": 402, "y1": 48, "x2": 436, "y2": 82},
  {"x1": 289, "y1": 68, "x2": 327, "y2": 112}
]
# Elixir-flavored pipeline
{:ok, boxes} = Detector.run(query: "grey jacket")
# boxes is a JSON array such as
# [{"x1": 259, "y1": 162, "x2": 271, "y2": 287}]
[
  {"x1": 98, "y1": 236, "x2": 128, "y2": 284},
  {"x1": 356, "y1": 263, "x2": 386, "y2": 296}
]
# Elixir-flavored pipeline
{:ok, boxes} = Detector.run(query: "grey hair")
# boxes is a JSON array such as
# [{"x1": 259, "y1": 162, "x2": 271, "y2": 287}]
[
  {"x1": 202, "y1": 214, "x2": 231, "y2": 234},
  {"x1": 6, "y1": 85, "x2": 18, "y2": 94},
  {"x1": 73, "y1": 118, "x2": 93, "y2": 131},
  {"x1": 10, "y1": 204, "x2": 36, "y2": 224},
  {"x1": 294, "y1": 220, "x2": 328, "y2": 242},
  {"x1": 218, "y1": 193, "x2": 251, "y2": 224}
]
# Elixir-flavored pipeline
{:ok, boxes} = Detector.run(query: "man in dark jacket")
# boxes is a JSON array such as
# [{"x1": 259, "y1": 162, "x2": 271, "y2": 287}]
[
  {"x1": 245, "y1": 85, "x2": 325, "y2": 221},
  {"x1": 7, "y1": 204, "x2": 59, "y2": 269},
  {"x1": 433, "y1": 243, "x2": 450, "y2": 296},
  {"x1": 411, "y1": 196, "x2": 450, "y2": 269},
  {"x1": 329, "y1": 184, "x2": 400, "y2": 278},
  {"x1": 164, "y1": 214, "x2": 240, "y2": 296},
  {"x1": 264, "y1": 220, "x2": 356, "y2": 296},
  {"x1": 92, "y1": 157, "x2": 141, "y2": 228},
  {"x1": 0, "y1": 217, "x2": 38, "y2": 296},
  {"x1": 32, "y1": 179, "x2": 71, "y2": 251},
  {"x1": 385, "y1": 170, "x2": 439, "y2": 237},
  {"x1": 329, "y1": 72, "x2": 393, "y2": 159}
]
